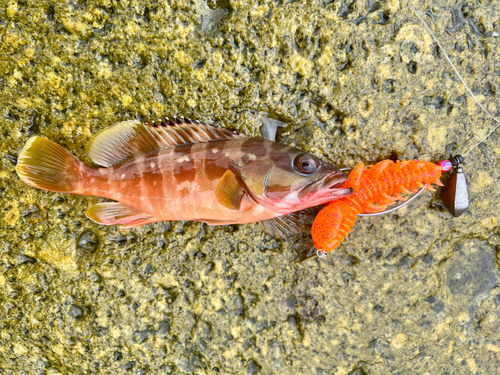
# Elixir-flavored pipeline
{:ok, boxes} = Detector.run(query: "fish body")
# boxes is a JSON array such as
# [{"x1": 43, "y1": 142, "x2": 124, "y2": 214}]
[
  {"x1": 17, "y1": 118, "x2": 352, "y2": 235},
  {"x1": 311, "y1": 160, "x2": 445, "y2": 252}
]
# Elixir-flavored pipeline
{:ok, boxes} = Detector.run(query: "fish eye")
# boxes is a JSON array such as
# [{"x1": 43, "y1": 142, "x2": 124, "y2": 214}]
[{"x1": 293, "y1": 154, "x2": 320, "y2": 176}]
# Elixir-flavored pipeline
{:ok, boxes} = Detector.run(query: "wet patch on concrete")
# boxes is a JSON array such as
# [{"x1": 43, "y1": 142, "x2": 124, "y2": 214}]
[{"x1": 440, "y1": 239, "x2": 497, "y2": 305}]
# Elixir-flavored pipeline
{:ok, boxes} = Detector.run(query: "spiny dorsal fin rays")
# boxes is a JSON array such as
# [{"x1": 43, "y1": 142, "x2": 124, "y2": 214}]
[{"x1": 86, "y1": 116, "x2": 248, "y2": 167}]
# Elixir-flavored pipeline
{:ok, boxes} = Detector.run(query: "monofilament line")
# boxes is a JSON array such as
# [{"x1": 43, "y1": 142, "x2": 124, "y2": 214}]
[{"x1": 410, "y1": 5, "x2": 500, "y2": 157}]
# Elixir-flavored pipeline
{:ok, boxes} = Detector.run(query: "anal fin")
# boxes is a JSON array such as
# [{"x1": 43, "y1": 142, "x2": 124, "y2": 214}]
[
  {"x1": 121, "y1": 217, "x2": 161, "y2": 228},
  {"x1": 86, "y1": 202, "x2": 155, "y2": 227}
]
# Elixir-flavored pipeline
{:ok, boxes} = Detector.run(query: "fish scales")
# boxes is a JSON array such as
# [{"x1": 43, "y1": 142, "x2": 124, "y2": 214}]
[{"x1": 54, "y1": 139, "x2": 282, "y2": 223}]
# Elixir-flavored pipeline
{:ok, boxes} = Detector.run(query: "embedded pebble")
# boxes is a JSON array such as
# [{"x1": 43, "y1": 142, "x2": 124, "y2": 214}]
[
  {"x1": 69, "y1": 305, "x2": 83, "y2": 319},
  {"x1": 78, "y1": 230, "x2": 98, "y2": 251},
  {"x1": 16, "y1": 254, "x2": 36, "y2": 265},
  {"x1": 247, "y1": 360, "x2": 260, "y2": 375}
]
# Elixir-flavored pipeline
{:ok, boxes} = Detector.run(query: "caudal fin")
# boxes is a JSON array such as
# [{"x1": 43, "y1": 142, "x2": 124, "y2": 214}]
[{"x1": 16, "y1": 136, "x2": 85, "y2": 193}]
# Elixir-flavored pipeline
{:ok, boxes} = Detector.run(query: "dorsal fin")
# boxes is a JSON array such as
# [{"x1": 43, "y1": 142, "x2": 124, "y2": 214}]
[{"x1": 86, "y1": 117, "x2": 247, "y2": 167}]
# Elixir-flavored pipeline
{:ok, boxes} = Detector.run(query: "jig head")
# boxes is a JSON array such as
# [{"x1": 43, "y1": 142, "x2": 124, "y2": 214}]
[{"x1": 440, "y1": 155, "x2": 469, "y2": 217}]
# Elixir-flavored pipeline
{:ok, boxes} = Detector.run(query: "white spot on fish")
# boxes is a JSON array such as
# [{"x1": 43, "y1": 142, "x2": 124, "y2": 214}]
[
  {"x1": 178, "y1": 180, "x2": 196, "y2": 193},
  {"x1": 177, "y1": 155, "x2": 189, "y2": 163},
  {"x1": 121, "y1": 174, "x2": 126, "y2": 179},
  {"x1": 282, "y1": 191, "x2": 299, "y2": 203},
  {"x1": 150, "y1": 162, "x2": 156, "y2": 168},
  {"x1": 247, "y1": 154, "x2": 257, "y2": 161},
  {"x1": 253, "y1": 205, "x2": 265, "y2": 215},
  {"x1": 90, "y1": 178, "x2": 95, "y2": 183},
  {"x1": 211, "y1": 148, "x2": 219, "y2": 153}
]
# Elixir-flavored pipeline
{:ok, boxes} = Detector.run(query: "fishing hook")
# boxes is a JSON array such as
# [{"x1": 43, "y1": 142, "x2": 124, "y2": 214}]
[
  {"x1": 358, "y1": 184, "x2": 427, "y2": 217},
  {"x1": 340, "y1": 166, "x2": 428, "y2": 216}
]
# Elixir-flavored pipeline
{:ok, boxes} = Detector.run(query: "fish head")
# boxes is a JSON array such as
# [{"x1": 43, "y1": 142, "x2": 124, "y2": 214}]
[{"x1": 231, "y1": 142, "x2": 352, "y2": 214}]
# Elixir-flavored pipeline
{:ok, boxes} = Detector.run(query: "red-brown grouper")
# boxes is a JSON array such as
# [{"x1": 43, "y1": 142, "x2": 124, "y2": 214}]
[{"x1": 16, "y1": 117, "x2": 352, "y2": 237}]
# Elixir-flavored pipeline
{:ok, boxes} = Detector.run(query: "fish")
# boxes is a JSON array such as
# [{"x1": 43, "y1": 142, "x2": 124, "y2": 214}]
[{"x1": 16, "y1": 117, "x2": 353, "y2": 237}]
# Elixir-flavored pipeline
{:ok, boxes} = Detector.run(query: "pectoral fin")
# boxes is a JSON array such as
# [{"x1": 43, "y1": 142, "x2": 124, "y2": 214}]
[
  {"x1": 86, "y1": 202, "x2": 156, "y2": 227},
  {"x1": 215, "y1": 170, "x2": 246, "y2": 211},
  {"x1": 260, "y1": 208, "x2": 318, "y2": 239}
]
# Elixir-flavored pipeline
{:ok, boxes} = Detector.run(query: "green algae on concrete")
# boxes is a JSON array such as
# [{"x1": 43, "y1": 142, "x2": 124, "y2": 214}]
[{"x1": 1, "y1": 0, "x2": 500, "y2": 374}]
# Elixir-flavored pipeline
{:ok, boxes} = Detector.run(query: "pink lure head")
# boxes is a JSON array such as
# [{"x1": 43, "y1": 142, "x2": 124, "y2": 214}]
[{"x1": 438, "y1": 160, "x2": 453, "y2": 172}]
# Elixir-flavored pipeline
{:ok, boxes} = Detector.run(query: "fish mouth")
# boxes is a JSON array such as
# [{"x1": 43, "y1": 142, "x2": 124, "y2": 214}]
[
  {"x1": 299, "y1": 172, "x2": 352, "y2": 202},
  {"x1": 322, "y1": 174, "x2": 348, "y2": 191}
]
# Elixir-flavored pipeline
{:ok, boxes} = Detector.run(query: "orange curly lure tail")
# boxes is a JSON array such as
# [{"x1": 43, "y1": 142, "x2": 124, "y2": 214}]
[{"x1": 311, "y1": 160, "x2": 445, "y2": 253}]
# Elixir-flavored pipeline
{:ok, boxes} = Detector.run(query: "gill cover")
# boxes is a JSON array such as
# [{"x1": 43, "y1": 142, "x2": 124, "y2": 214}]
[{"x1": 229, "y1": 148, "x2": 350, "y2": 214}]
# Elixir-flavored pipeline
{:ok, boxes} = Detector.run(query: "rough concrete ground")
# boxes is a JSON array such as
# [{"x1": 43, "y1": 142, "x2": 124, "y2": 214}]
[{"x1": 0, "y1": 0, "x2": 499, "y2": 374}]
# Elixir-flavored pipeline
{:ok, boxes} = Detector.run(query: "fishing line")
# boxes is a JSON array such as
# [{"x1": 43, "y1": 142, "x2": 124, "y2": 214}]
[
  {"x1": 410, "y1": 5, "x2": 500, "y2": 157},
  {"x1": 309, "y1": 4, "x2": 500, "y2": 259},
  {"x1": 351, "y1": 4, "x2": 498, "y2": 219},
  {"x1": 403, "y1": 4, "x2": 500, "y2": 216}
]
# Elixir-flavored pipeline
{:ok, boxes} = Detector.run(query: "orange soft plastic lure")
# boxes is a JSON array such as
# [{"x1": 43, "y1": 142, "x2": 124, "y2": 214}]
[{"x1": 311, "y1": 160, "x2": 447, "y2": 253}]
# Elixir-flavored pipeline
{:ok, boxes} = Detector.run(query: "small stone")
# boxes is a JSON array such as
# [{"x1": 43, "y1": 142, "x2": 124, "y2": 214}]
[
  {"x1": 446, "y1": 2, "x2": 467, "y2": 32},
  {"x1": 408, "y1": 61, "x2": 417, "y2": 74},
  {"x1": 22, "y1": 204, "x2": 42, "y2": 221},
  {"x1": 16, "y1": 254, "x2": 36, "y2": 265},
  {"x1": 348, "y1": 369, "x2": 368, "y2": 375},
  {"x1": 367, "y1": 1, "x2": 380, "y2": 13},
  {"x1": 69, "y1": 305, "x2": 83, "y2": 319},
  {"x1": 134, "y1": 330, "x2": 150, "y2": 344},
  {"x1": 90, "y1": 272, "x2": 101, "y2": 282},
  {"x1": 114, "y1": 351, "x2": 122, "y2": 361},
  {"x1": 123, "y1": 361, "x2": 135, "y2": 371},
  {"x1": 247, "y1": 360, "x2": 260, "y2": 375},
  {"x1": 112, "y1": 234, "x2": 127, "y2": 246},
  {"x1": 156, "y1": 321, "x2": 170, "y2": 338},
  {"x1": 143, "y1": 264, "x2": 154, "y2": 275},
  {"x1": 338, "y1": 1, "x2": 354, "y2": 18},
  {"x1": 4, "y1": 153, "x2": 17, "y2": 164},
  {"x1": 78, "y1": 230, "x2": 98, "y2": 251},
  {"x1": 423, "y1": 253, "x2": 433, "y2": 264},
  {"x1": 36, "y1": 358, "x2": 49, "y2": 370},
  {"x1": 383, "y1": 79, "x2": 394, "y2": 93}
]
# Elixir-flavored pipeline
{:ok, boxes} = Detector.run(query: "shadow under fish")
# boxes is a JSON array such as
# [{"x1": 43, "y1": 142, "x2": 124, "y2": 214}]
[{"x1": 16, "y1": 117, "x2": 352, "y2": 238}]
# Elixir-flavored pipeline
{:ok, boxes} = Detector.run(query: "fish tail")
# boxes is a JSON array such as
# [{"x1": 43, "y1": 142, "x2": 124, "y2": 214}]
[{"x1": 16, "y1": 136, "x2": 89, "y2": 194}]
